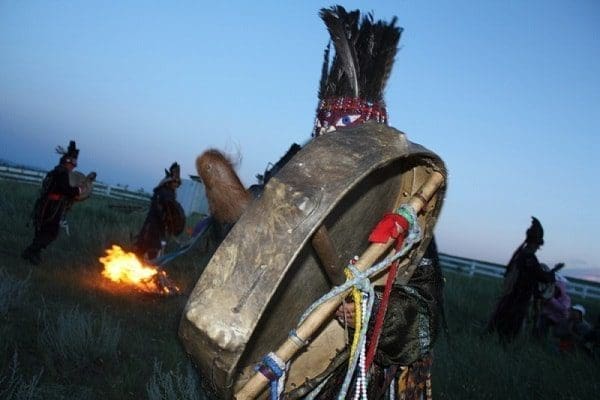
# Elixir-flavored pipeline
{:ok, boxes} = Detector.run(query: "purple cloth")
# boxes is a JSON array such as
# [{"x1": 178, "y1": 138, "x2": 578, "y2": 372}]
[{"x1": 541, "y1": 280, "x2": 571, "y2": 323}]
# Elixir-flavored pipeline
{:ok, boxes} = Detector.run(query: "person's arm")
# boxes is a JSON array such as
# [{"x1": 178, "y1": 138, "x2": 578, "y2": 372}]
[{"x1": 526, "y1": 255, "x2": 555, "y2": 283}]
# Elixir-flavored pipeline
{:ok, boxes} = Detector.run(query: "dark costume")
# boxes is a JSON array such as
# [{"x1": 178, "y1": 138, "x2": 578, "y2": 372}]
[
  {"x1": 134, "y1": 162, "x2": 185, "y2": 260},
  {"x1": 192, "y1": 6, "x2": 444, "y2": 399},
  {"x1": 486, "y1": 217, "x2": 555, "y2": 341},
  {"x1": 300, "y1": 7, "x2": 443, "y2": 399},
  {"x1": 311, "y1": 241, "x2": 444, "y2": 400},
  {"x1": 22, "y1": 141, "x2": 82, "y2": 265}
]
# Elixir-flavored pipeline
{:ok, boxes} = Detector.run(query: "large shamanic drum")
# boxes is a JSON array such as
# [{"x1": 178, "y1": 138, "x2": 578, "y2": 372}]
[
  {"x1": 69, "y1": 171, "x2": 95, "y2": 201},
  {"x1": 179, "y1": 122, "x2": 447, "y2": 399}
]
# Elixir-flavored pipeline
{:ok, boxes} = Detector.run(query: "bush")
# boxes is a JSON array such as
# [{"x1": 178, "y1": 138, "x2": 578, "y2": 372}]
[
  {"x1": 38, "y1": 383, "x2": 95, "y2": 400},
  {"x1": 38, "y1": 306, "x2": 121, "y2": 373},
  {"x1": 146, "y1": 359, "x2": 205, "y2": 400},
  {"x1": 0, "y1": 352, "x2": 43, "y2": 400},
  {"x1": 0, "y1": 269, "x2": 29, "y2": 316}
]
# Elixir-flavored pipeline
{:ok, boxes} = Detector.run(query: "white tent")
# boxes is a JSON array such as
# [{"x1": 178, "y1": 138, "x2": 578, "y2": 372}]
[{"x1": 177, "y1": 179, "x2": 208, "y2": 217}]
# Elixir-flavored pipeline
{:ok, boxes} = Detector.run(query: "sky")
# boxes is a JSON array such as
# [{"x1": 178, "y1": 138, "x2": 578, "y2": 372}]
[{"x1": 1, "y1": 1, "x2": 599, "y2": 280}]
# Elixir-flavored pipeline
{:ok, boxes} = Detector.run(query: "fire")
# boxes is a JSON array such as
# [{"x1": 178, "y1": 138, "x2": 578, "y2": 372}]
[{"x1": 99, "y1": 245, "x2": 179, "y2": 295}]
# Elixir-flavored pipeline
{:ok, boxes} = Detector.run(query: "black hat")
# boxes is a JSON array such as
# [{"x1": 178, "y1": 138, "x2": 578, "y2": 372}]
[
  {"x1": 158, "y1": 162, "x2": 181, "y2": 187},
  {"x1": 56, "y1": 140, "x2": 79, "y2": 166},
  {"x1": 526, "y1": 216, "x2": 544, "y2": 245}
]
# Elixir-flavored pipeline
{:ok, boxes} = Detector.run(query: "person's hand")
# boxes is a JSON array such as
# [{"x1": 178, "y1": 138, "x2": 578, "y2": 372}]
[{"x1": 336, "y1": 301, "x2": 356, "y2": 328}]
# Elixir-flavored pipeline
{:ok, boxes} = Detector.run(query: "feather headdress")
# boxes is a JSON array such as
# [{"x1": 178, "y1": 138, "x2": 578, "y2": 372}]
[
  {"x1": 55, "y1": 140, "x2": 79, "y2": 165},
  {"x1": 314, "y1": 5, "x2": 403, "y2": 136}
]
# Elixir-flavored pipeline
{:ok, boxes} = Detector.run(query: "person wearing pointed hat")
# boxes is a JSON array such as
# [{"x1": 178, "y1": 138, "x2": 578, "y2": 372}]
[
  {"x1": 290, "y1": 6, "x2": 444, "y2": 399},
  {"x1": 133, "y1": 162, "x2": 185, "y2": 260},
  {"x1": 193, "y1": 6, "x2": 444, "y2": 398},
  {"x1": 486, "y1": 217, "x2": 556, "y2": 341},
  {"x1": 22, "y1": 140, "x2": 88, "y2": 265}
]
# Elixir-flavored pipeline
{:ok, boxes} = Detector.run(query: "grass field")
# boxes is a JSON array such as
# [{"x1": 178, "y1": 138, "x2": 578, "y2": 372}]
[{"x1": 1, "y1": 180, "x2": 598, "y2": 399}]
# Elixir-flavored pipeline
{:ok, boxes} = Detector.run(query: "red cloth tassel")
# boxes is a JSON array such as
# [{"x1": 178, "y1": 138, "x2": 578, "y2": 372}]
[
  {"x1": 368, "y1": 213, "x2": 410, "y2": 244},
  {"x1": 365, "y1": 213, "x2": 410, "y2": 370}
]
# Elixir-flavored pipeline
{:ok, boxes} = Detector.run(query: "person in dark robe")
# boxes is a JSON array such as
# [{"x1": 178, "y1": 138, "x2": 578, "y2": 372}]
[
  {"x1": 22, "y1": 141, "x2": 87, "y2": 265},
  {"x1": 486, "y1": 217, "x2": 556, "y2": 341},
  {"x1": 134, "y1": 162, "x2": 185, "y2": 260},
  {"x1": 194, "y1": 6, "x2": 445, "y2": 399},
  {"x1": 296, "y1": 7, "x2": 444, "y2": 399}
]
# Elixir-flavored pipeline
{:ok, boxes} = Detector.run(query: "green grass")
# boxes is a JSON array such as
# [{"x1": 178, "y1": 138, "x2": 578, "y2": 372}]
[
  {"x1": 434, "y1": 272, "x2": 599, "y2": 399},
  {"x1": 0, "y1": 181, "x2": 212, "y2": 399},
  {"x1": 0, "y1": 180, "x2": 598, "y2": 399}
]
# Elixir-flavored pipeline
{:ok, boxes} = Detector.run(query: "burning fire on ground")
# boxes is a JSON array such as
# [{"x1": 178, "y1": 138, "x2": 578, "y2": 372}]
[{"x1": 99, "y1": 245, "x2": 179, "y2": 296}]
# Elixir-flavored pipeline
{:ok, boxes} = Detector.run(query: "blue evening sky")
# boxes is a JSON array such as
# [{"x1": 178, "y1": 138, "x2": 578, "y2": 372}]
[{"x1": 1, "y1": 1, "x2": 599, "y2": 279}]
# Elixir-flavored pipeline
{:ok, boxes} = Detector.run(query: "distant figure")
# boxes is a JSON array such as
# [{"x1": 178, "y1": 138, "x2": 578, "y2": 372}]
[
  {"x1": 134, "y1": 162, "x2": 185, "y2": 260},
  {"x1": 486, "y1": 217, "x2": 556, "y2": 341},
  {"x1": 554, "y1": 304, "x2": 592, "y2": 353},
  {"x1": 532, "y1": 273, "x2": 571, "y2": 339},
  {"x1": 22, "y1": 141, "x2": 95, "y2": 265}
]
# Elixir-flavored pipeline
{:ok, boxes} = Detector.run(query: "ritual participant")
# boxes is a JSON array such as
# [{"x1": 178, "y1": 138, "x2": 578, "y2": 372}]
[
  {"x1": 134, "y1": 162, "x2": 185, "y2": 260},
  {"x1": 22, "y1": 140, "x2": 92, "y2": 265},
  {"x1": 486, "y1": 217, "x2": 556, "y2": 341},
  {"x1": 300, "y1": 7, "x2": 444, "y2": 399},
  {"x1": 193, "y1": 6, "x2": 445, "y2": 398}
]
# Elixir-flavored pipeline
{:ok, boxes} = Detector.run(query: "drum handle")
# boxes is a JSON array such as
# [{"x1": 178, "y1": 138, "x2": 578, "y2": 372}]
[{"x1": 234, "y1": 170, "x2": 445, "y2": 400}]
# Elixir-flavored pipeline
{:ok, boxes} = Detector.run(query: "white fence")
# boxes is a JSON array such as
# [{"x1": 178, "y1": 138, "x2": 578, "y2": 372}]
[
  {"x1": 0, "y1": 165, "x2": 151, "y2": 203},
  {"x1": 439, "y1": 253, "x2": 600, "y2": 301}
]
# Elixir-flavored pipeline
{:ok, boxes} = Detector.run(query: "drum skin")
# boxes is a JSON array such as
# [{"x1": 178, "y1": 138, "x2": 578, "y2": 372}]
[
  {"x1": 69, "y1": 171, "x2": 94, "y2": 201},
  {"x1": 179, "y1": 122, "x2": 446, "y2": 398}
]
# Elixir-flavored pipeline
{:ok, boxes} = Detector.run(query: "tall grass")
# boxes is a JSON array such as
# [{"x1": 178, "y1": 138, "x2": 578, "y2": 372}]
[
  {"x1": 433, "y1": 272, "x2": 600, "y2": 399},
  {"x1": 1, "y1": 179, "x2": 598, "y2": 399},
  {"x1": 0, "y1": 269, "x2": 29, "y2": 316},
  {"x1": 38, "y1": 305, "x2": 121, "y2": 374},
  {"x1": 0, "y1": 352, "x2": 43, "y2": 400},
  {"x1": 0, "y1": 180, "x2": 210, "y2": 398},
  {"x1": 146, "y1": 359, "x2": 205, "y2": 400}
]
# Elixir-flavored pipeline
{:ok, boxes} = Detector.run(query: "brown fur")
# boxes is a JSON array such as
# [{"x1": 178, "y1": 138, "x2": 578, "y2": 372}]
[{"x1": 196, "y1": 149, "x2": 252, "y2": 224}]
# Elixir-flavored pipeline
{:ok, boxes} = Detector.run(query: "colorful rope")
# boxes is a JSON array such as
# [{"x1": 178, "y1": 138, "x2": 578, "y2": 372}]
[{"x1": 255, "y1": 352, "x2": 286, "y2": 400}]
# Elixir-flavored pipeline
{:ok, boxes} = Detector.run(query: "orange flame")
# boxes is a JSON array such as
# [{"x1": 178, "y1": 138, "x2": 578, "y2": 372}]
[{"x1": 99, "y1": 245, "x2": 179, "y2": 295}]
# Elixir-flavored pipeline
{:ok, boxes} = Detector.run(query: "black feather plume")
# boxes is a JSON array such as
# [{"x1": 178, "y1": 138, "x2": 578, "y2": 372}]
[
  {"x1": 320, "y1": 6, "x2": 360, "y2": 98},
  {"x1": 318, "y1": 41, "x2": 331, "y2": 100},
  {"x1": 317, "y1": 5, "x2": 402, "y2": 103}
]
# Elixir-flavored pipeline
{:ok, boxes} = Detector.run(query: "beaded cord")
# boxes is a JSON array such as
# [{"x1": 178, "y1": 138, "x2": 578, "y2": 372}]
[{"x1": 254, "y1": 204, "x2": 422, "y2": 399}]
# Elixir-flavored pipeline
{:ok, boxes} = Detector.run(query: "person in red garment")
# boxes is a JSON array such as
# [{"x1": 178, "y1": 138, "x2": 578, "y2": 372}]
[{"x1": 22, "y1": 141, "x2": 86, "y2": 265}]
